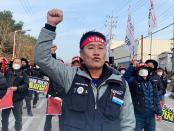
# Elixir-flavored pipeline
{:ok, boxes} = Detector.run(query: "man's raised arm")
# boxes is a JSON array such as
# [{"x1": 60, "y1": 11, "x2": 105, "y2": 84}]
[{"x1": 34, "y1": 9, "x2": 76, "y2": 93}]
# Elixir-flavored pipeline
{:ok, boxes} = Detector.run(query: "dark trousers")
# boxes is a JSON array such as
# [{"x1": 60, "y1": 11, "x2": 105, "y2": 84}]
[
  {"x1": 135, "y1": 114, "x2": 156, "y2": 131},
  {"x1": 44, "y1": 115, "x2": 53, "y2": 131},
  {"x1": 1, "y1": 101, "x2": 23, "y2": 131},
  {"x1": 44, "y1": 115, "x2": 60, "y2": 131},
  {"x1": 33, "y1": 91, "x2": 39, "y2": 106},
  {"x1": 24, "y1": 96, "x2": 32, "y2": 113}
]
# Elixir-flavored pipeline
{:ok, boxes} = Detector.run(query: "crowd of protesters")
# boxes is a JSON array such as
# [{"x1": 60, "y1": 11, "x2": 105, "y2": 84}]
[
  {"x1": 0, "y1": 53, "x2": 82, "y2": 131},
  {"x1": 0, "y1": 8, "x2": 173, "y2": 131}
]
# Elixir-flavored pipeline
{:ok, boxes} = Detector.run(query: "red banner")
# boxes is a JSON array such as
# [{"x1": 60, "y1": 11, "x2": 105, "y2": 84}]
[
  {"x1": 47, "y1": 97, "x2": 62, "y2": 115},
  {"x1": 0, "y1": 88, "x2": 13, "y2": 110}
]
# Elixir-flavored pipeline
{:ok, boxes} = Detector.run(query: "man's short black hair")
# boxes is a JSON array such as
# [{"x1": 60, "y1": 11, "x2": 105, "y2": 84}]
[
  {"x1": 80, "y1": 31, "x2": 106, "y2": 49},
  {"x1": 21, "y1": 58, "x2": 29, "y2": 66}
]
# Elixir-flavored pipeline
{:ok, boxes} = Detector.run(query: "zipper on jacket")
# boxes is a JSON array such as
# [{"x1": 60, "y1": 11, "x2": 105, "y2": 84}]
[
  {"x1": 95, "y1": 87, "x2": 100, "y2": 110},
  {"x1": 93, "y1": 81, "x2": 107, "y2": 110}
]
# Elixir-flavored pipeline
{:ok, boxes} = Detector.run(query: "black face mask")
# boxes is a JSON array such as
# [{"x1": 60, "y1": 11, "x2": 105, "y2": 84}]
[
  {"x1": 21, "y1": 65, "x2": 27, "y2": 69},
  {"x1": 148, "y1": 67, "x2": 154, "y2": 72}
]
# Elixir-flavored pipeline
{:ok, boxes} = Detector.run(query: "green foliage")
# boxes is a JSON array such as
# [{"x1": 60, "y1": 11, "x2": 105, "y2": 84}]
[{"x1": 0, "y1": 10, "x2": 36, "y2": 62}]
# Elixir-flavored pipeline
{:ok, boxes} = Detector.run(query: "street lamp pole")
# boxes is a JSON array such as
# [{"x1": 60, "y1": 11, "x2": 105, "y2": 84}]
[{"x1": 12, "y1": 29, "x2": 31, "y2": 59}]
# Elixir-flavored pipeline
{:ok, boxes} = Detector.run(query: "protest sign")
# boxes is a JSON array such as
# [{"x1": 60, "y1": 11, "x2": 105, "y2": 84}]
[
  {"x1": 162, "y1": 104, "x2": 174, "y2": 124},
  {"x1": 29, "y1": 77, "x2": 49, "y2": 93}
]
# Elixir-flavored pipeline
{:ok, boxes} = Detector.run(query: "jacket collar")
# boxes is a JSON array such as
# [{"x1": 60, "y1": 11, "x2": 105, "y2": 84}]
[{"x1": 77, "y1": 64, "x2": 123, "y2": 84}]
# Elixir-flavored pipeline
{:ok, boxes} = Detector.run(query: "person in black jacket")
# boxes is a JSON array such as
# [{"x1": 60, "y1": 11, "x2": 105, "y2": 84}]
[
  {"x1": 124, "y1": 62, "x2": 162, "y2": 131},
  {"x1": 30, "y1": 64, "x2": 43, "y2": 108},
  {"x1": 118, "y1": 65, "x2": 127, "y2": 75},
  {"x1": 156, "y1": 67, "x2": 168, "y2": 103},
  {"x1": 1, "y1": 58, "x2": 28, "y2": 131},
  {"x1": 21, "y1": 58, "x2": 33, "y2": 116},
  {"x1": 145, "y1": 59, "x2": 164, "y2": 102},
  {"x1": 21, "y1": 58, "x2": 30, "y2": 75}
]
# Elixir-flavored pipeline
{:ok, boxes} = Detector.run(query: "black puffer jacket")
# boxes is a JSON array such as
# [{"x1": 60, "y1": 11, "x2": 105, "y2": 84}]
[
  {"x1": 149, "y1": 72, "x2": 164, "y2": 96},
  {"x1": 124, "y1": 65, "x2": 162, "y2": 116},
  {"x1": 0, "y1": 72, "x2": 8, "y2": 99},
  {"x1": 5, "y1": 69, "x2": 28, "y2": 102},
  {"x1": 47, "y1": 79, "x2": 65, "y2": 98},
  {"x1": 128, "y1": 76, "x2": 162, "y2": 116},
  {"x1": 160, "y1": 76, "x2": 167, "y2": 95}
]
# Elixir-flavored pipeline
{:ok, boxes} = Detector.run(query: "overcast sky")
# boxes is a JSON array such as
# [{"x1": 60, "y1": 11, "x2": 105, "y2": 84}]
[{"x1": 1, "y1": 0, "x2": 174, "y2": 62}]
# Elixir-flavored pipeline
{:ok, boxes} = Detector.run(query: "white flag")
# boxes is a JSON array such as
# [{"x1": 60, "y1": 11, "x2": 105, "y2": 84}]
[
  {"x1": 125, "y1": 7, "x2": 135, "y2": 56},
  {"x1": 148, "y1": 0, "x2": 157, "y2": 35}
]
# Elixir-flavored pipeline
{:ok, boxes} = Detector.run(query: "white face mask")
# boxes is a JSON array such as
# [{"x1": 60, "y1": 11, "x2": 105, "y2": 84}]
[
  {"x1": 120, "y1": 70, "x2": 126, "y2": 75},
  {"x1": 12, "y1": 64, "x2": 21, "y2": 70},
  {"x1": 36, "y1": 65, "x2": 40, "y2": 69},
  {"x1": 157, "y1": 71, "x2": 163, "y2": 76},
  {"x1": 138, "y1": 69, "x2": 148, "y2": 77}
]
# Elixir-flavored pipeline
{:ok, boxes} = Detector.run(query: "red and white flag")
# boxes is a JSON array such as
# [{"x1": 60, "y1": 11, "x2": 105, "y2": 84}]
[
  {"x1": 46, "y1": 97, "x2": 62, "y2": 115},
  {"x1": 125, "y1": 7, "x2": 135, "y2": 56},
  {"x1": 148, "y1": 0, "x2": 157, "y2": 35},
  {"x1": 0, "y1": 88, "x2": 13, "y2": 110}
]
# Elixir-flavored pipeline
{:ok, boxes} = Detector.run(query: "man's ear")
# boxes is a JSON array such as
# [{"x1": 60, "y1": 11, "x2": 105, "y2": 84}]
[{"x1": 80, "y1": 49, "x2": 83, "y2": 60}]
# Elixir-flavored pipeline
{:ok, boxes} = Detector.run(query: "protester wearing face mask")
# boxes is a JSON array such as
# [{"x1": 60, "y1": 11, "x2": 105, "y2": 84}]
[
  {"x1": 124, "y1": 61, "x2": 162, "y2": 131},
  {"x1": 118, "y1": 65, "x2": 127, "y2": 75},
  {"x1": 145, "y1": 59, "x2": 164, "y2": 103},
  {"x1": 157, "y1": 68, "x2": 163, "y2": 77},
  {"x1": 1, "y1": 58, "x2": 28, "y2": 131}
]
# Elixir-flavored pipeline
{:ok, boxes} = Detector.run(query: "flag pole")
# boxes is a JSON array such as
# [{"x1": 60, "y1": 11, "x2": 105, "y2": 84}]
[
  {"x1": 141, "y1": 35, "x2": 144, "y2": 62},
  {"x1": 150, "y1": 33, "x2": 153, "y2": 59}
]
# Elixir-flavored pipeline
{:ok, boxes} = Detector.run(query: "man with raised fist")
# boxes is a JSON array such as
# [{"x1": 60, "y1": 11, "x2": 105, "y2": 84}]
[{"x1": 35, "y1": 9, "x2": 135, "y2": 131}]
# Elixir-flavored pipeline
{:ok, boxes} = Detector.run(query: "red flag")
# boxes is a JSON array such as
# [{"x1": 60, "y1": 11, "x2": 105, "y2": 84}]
[
  {"x1": 0, "y1": 88, "x2": 13, "y2": 110},
  {"x1": 1, "y1": 58, "x2": 8, "y2": 75},
  {"x1": 47, "y1": 97, "x2": 62, "y2": 115}
]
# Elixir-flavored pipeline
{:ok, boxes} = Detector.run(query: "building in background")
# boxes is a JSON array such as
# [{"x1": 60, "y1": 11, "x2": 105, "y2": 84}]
[
  {"x1": 158, "y1": 52, "x2": 172, "y2": 71},
  {"x1": 110, "y1": 39, "x2": 173, "y2": 71}
]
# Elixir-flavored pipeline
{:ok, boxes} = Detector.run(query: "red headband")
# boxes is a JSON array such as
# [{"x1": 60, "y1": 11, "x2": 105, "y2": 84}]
[{"x1": 80, "y1": 36, "x2": 106, "y2": 49}]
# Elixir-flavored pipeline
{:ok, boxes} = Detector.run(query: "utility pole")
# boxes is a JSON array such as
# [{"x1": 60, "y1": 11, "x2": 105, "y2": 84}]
[
  {"x1": 172, "y1": 17, "x2": 174, "y2": 73},
  {"x1": 141, "y1": 35, "x2": 144, "y2": 62},
  {"x1": 12, "y1": 29, "x2": 31, "y2": 59},
  {"x1": 105, "y1": 12, "x2": 117, "y2": 63}
]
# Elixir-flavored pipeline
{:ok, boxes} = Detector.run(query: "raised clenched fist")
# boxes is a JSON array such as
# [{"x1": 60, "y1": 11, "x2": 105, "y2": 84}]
[
  {"x1": 11, "y1": 86, "x2": 18, "y2": 91},
  {"x1": 47, "y1": 9, "x2": 63, "y2": 26},
  {"x1": 131, "y1": 58, "x2": 138, "y2": 67},
  {"x1": 50, "y1": 45, "x2": 57, "y2": 54},
  {"x1": 0, "y1": 57, "x2": 4, "y2": 63}
]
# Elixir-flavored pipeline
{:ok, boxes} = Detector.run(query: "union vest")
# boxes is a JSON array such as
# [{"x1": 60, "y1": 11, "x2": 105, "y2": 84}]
[{"x1": 59, "y1": 73, "x2": 126, "y2": 131}]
